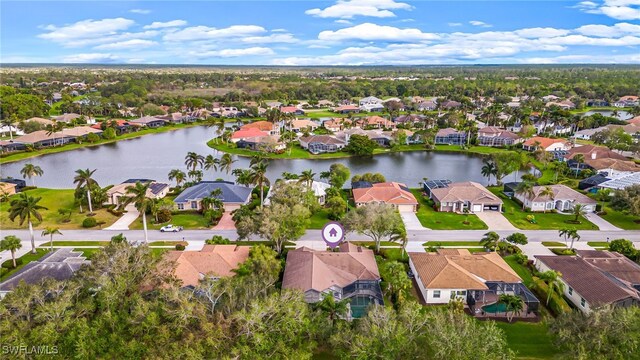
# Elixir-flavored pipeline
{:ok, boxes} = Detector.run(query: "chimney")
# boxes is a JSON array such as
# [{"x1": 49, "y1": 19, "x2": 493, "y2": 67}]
[{"x1": 591, "y1": 152, "x2": 597, "y2": 160}]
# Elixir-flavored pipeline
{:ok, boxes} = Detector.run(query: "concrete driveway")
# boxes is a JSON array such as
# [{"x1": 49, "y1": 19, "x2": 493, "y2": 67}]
[
  {"x1": 104, "y1": 204, "x2": 139, "y2": 231},
  {"x1": 401, "y1": 212, "x2": 427, "y2": 230},
  {"x1": 583, "y1": 212, "x2": 621, "y2": 231},
  {"x1": 474, "y1": 211, "x2": 517, "y2": 230}
]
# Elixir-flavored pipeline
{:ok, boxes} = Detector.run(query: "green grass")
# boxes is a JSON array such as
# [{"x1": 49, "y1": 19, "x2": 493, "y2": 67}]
[
  {"x1": 599, "y1": 205, "x2": 640, "y2": 230},
  {"x1": 0, "y1": 248, "x2": 49, "y2": 281},
  {"x1": 433, "y1": 144, "x2": 513, "y2": 155},
  {"x1": 41, "y1": 241, "x2": 111, "y2": 247},
  {"x1": 587, "y1": 242, "x2": 609, "y2": 247},
  {"x1": 496, "y1": 322, "x2": 558, "y2": 359},
  {"x1": 541, "y1": 242, "x2": 565, "y2": 247},
  {"x1": 74, "y1": 248, "x2": 101, "y2": 260},
  {"x1": 423, "y1": 241, "x2": 483, "y2": 247},
  {"x1": 0, "y1": 122, "x2": 202, "y2": 164},
  {"x1": 488, "y1": 187, "x2": 597, "y2": 230},
  {"x1": 308, "y1": 209, "x2": 331, "y2": 229},
  {"x1": 130, "y1": 211, "x2": 211, "y2": 230},
  {"x1": 410, "y1": 189, "x2": 488, "y2": 230},
  {"x1": 148, "y1": 241, "x2": 188, "y2": 246},
  {"x1": 503, "y1": 254, "x2": 534, "y2": 286},
  {"x1": 0, "y1": 188, "x2": 119, "y2": 230}
]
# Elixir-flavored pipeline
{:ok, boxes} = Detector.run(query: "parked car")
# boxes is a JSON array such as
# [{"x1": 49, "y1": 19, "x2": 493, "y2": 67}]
[{"x1": 160, "y1": 224, "x2": 183, "y2": 232}]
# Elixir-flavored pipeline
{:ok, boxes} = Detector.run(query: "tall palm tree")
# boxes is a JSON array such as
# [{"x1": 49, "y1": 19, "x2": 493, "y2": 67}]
[
  {"x1": 315, "y1": 293, "x2": 349, "y2": 324},
  {"x1": 498, "y1": 294, "x2": 524, "y2": 322},
  {"x1": 538, "y1": 186, "x2": 555, "y2": 213},
  {"x1": 73, "y1": 168, "x2": 98, "y2": 215},
  {"x1": 233, "y1": 169, "x2": 252, "y2": 187},
  {"x1": 571, "y1": 203, "x2": 587, "y2": 223},
  {"x1": 558, "y1": 228, "x2": 578, "y2": 247},
  {"x1": 188, "y1": 170, "x2": 203, "y2": 182},
  {"x1": 539, "y1": 270, "x2": 565, "y2": 306},
  {"x1": 249, "y1": 153, "x2": 267, "y2": 167},
  {"x1": 168, "y1": 169, "x2": 186, "y2": 188},
  {"x1": 299, "y1": 169, "x2": 316, "y2": 189},
  {"x1": 206, "y1": 117, "x2": 226, "y2": 144},
  {"x1": 204, "y1": 155, "x2": 220, "y2": 178},
  {"x1": 8, "y1": 193, "x2": 47, "y2": 253},
  {"x1": 41, "y1": 227, "x2": 62, "y2": 252},
  {"x1": 597, "y1": 188, "x2": 611, "y2": 212},
  {"x1": 123, "y1": 182, "x2": 152, "y2": 243},
  {"x1": 572, "y1": 154, "x2": 585, "y2": 177},
  {"x1": 0, "y1": 235, "x2": 22, "y2": 268},
  {"x1": 481, "y1": 231, "x2": 501, "y2": 252},
  {"x1": 480, "y1": 160, "x2": 496, "y2": 185},
  {"x1": 219, "y1": 153, "x2": 236, "y2": 175},
  {"x1": 249, "y1": 161, "x2": 270, "y2": 209},
  {"x1": 515, "y1": 181, "x2": 535, "y2": 210},
  {"x1": 184, "y1": 152, "x2": 204, "y2": 172},
  {"x1": 20, "y1": 163, "x2": 44, "y2": 187}
]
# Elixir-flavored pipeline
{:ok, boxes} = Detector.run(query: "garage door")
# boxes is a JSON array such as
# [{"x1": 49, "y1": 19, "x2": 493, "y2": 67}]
[
  {"x1": 472, "y1": 204, "x2": 483, "y2": 212},
  {"x1": 398, "y1": 204, "x2": 415, "y2": 212}
]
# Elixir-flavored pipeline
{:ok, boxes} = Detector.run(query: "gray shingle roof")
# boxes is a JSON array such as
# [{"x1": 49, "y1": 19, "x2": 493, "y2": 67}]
[{"x1": 174, "y1": 181, "x2": 254, "y2": 204}]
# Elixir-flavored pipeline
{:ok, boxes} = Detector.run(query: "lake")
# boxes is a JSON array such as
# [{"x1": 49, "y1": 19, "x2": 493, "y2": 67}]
[
  {"x1": 581, "y1": 110, "x2": 632, "y2": 120},
  {"x1": 1, "y1": 126, "x2": 531, "y2": 188}
]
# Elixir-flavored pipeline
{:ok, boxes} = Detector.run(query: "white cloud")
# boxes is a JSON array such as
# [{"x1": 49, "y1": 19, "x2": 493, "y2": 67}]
[
  {"x1": 94, "y1": 39, "x2": 158, "y2": 50},
  {"x1": 143, "y1": 20, "x2": 187, "y2": 29},
  {"x1": 62, "y1": 53, "x2": 121, "y2": 63},
  {"x1": 575, "y1": 0, "x2": 640, "y2": 20},
  {"x1": 469, "y1": 20, "x2": 492, "y2": 28},
  {"x1": 514, "y1": 27, "x2": 571, "y2": 38},
  {"x1": 448, "y1": 22, "x2": 463, "y2": 27},
  {"x1": 576, "y1": 22, "x2": 640, "y2": 36},
  {"x1": 335, "y1": 19, "x2": 353, "y2": 25},
  {"x1": 241, "y1": 33, "x2": 298, "y2": 44},
  {"x1": 38, "y1": 18, "x2": 135, "y2": 47},
  {"x1": 129, "y1": 9, "x2": 151, "y2": 15},
  {"x1": 305, "y1": 0, "x2": 412, "y2": 19},
  {"x1": 193, "y1": 47, "x2": 275, "y2": 58},
  {"x1": 163, "y1": 25, "x2": 266, "y2": 41},
  {"x1": 318, "y1": 23, "x2": 439, "y2": 42}
]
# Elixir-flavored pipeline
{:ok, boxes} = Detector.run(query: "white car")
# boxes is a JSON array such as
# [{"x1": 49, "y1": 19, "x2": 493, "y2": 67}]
[{"x1": 160, "y1": 224, "x2": 183, "y2": 232}]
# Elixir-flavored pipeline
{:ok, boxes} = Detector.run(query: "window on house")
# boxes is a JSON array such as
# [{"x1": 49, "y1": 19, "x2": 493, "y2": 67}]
[
  {"x1": 568, "y1": 287, "x2": 573, "y2": 295},
  {"x1": 580, "y1": 298, "x2": 586, "y2": 307},
  {"x1": 177, "y1": 203, "x2": 184, "y2": 210},
  {"x1": 433, "y1": 290, "x2": 441, "y2": 298},
  {"x1": 191, "y1": 201, "x2": 198, "y2": 209}
]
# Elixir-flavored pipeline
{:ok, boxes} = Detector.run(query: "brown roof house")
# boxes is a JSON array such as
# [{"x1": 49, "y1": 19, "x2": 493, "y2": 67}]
[
  {"x1": 535, "y1": 252, "x2": 640, "y2": 313},
  {"x1": 240, "y1": 121, "x2": 280, "y2": 135},
  {"x1": 289, "y1": 119, "x2": 318, "y2": 133},
  {"x1": 514, "y1": 184, "x2": 596, "y2": 213},
  {"x1": 165, "y1": 245, "x2": 251, "y2": 288},
  {"x1": 522, "y1": 136, "x2": 572, "y2": 152},
  {"x1": 282, "y1": 242, "x2": 383, "y2": 319},
  {"x1": 564, "y1": 145, "x2": 637, "y2": 177},
  {"x1": 429, "y1": 181, "x2": 502, "y2": 213},
  {"x1": 410, "y1": 249, "x2": 539, "y2": 315},
  {"x1": 299, "y1": 135, "x2": 346, "y2": 154},
  {"x1": 106, "y1": 179, "x2": 170, "y2": 206},
  {"x1": 352, "y1": 182, "x2": 418, "y2": 212},
  {"x1": 477, "y1": 126, "x2": 522, "y2": 147}
]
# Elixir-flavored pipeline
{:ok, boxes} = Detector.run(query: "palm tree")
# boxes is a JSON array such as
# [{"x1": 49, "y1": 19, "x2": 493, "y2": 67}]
[
  {"x1": 123, "y1": 182, "x2": 152, "y2": 243},
  {"x1": 168, "y1": 169, "x2": 186, "y2": 188},
  {"x1": 219, "y1": 153, "x2": 236, "y2": 175},
  {"x1": 481, "y1": 160, "x2": 496, "y2": 185},
  {"x1": 481, "y1": 231, "x2": 501, "y2": 252},
  {"x1": 572, "y1": 154, "x2": 585, "y2": 177},
  {"x1": 299, "y1": 169, "x2": 316, "y2": 189},
  {"x1": 8, "y1": 193, "x2": 47, "y2": 254},
  {"x1": 204, "y1": 155, "x2": 220, "y2": 178},
  {"x1": 41, "y1": 227, "x2": 62, "y2": 252},
  {"x1": 249, "y1": 161, "x2": 270, "y2": 209},
  {"x1": 249, "y1": 153, "x2": 267, "y2": 167},
  {"x1": 571, "y1": 203, "x2": 587, "y2": 223},
  {"x1": 0, "y1": 235, "x2": 22, "y2": 268},
  {"x1": 73, "y1": 168, "x2": 98, "y2": 215},
  {"x1": 206, "y1": 117, "x2": 226, "y2": 143},
  {"x1": 538, "y1": 186, "x2": 555, "y2": 213},
  {"x1": 315, "y1": 293, "x2": 349, "y2": 324},
  {"x1": 233, "y1": 169, "x2": 253, "y2": 187},
  {"x1": 554, "y1": 161, "x2": 569, "y2": 183},
  {"x1": 539, "y1": 270, "x2": 565, "y2": 306},
  {"x1": 515, "y1": 181, "x2": 535, "y2": 210},
  {"x1": 498, "y1": 294, "x2": 524, "y2": 322},
  {"x1": 597, "y1": 188, "x2": 611, "y2": 212},
  {"x1": 184, "y1": 152, "x2": 204, "y2": 172},
  {"x1": 564, "y1": 227, "x2": 581, "y2": 250},
  {"x1": 20, "y1": 163, "x2": 44, "y2": 187},
  {"x1": 558, "y1": 228, "x2": 577, "y2": 247},
  {"x1": 188, "y1": 170, "x2": 203, "y2": 182}
]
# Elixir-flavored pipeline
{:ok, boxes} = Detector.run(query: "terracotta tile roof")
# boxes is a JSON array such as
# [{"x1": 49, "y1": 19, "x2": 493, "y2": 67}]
[
  {"x1": 363, "y1": 115, "x2": 393, "y2": 127},
  {"x1": 282, "y1": 243, "x2": 380, "y2": 293},
  {"x1": 231, "y1": 128, "x2": 269, "y2": 139},
  {"x1": 90, "y1": 120, "x2": 132, "y2": 129},
  {"x1": 14, "y1": 130, "x2": 56, "y2": 144},
  {"x1": 410, "y1": 249, "x2": 522, "y2": 290},
  {"x1": 25, "y1": 117, "x2": 54, "y2": 125},
  {"x1": 535, "y1": 255, "x2": 640, "y2": 307},
  {"x1": 565, "y1": 144, "x2": 627, "y2": 161},
  {"x1": 290, "y1": 119, "x2": 317, "y2": 129},
  {"x1": 436, "y1": 127, "x2": 463, "y2": 137},
  {"x1": 523, "y1": 136, "x2": 570, "y2": 149},
  {"x1": 430, "y1": 181, "x2": 502, "y2": 204},
  {"x1": 334, "y1": 105, "x2": 359, "y2": 111},
  {"x1": 165, "y1": 245, "x2": 250, "y2": 287},
  {"x1": 299, "y1": 135, "x2": 345, "y2": 145},
  {"x1": 585, "y1": 158, "x2": 640, "y2": 172},
  {"x1": 352, "y1": 182, "x2": 418, "y2": 205},
  {"x1": 629, "y1": 116, "x2": 640, "y2": 126},
  {"x1": 577, "y1": 250, "x2": 640, "y2": 285},
  {"x1": 240, "y1": 121, "x2": 276, "y2": 132},
  {"x1": 280, "y1": 106, "x2": 301, "y2": 113},
  {"x1": 57, "y1": 126, "x2": 102, "y2": 137}
]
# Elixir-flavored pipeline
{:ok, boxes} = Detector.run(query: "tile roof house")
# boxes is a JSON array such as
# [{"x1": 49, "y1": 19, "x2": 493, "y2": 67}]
[
  {"x1": 358, "y1": 115, "x2": 395, "y2": 129},
  {"x1": 564, "y1": 145, "x2": 637, "y2": 177},
  {"x1": 410, "y1": 249, "x2": 538, "y2": 314},
  {"x1": 429, "y1": 181, "x2": 502, "y2": 213},
  {"x1": 359, "y1": 96, "x2": 383, "y2": 106},
  {"x1": 106, "y1": 179, "x2": 170, "y2": 205},
  {"x1": 264, "y1": 179, "x2": 332, "y2": 205},
  {"x1": 323, "y1": 118, "x2": 353, "y2": 132},
  {"x1": 417, "y1": 100, "x2": 437, "y2": 111},
  {"x1": 0, "y1": 182, "x2": 17, "y2": 196},
  {"x1": 129, "y1": 116, "x2": 166, "y2": 128},
  {"x1": 174, "y1": 181, "x2": 254, "y2": 211},
  {"x1": 282, "y1": 243, "x2": 383, "y2": 318},
  {"x1": 299, "y1": 135, "x2": 346, "y2": 154},
  {"x1": 52, "y1": 113, "x2": 82, "y2": 123},
  {"x1": 613, "y1": 95, "x2": 639, "y2": 108},
  {"x1": 352, "y1": 182, "x2": 418, "y2": 212},
  {"x1": 522, "y1": 136, "x2": 572, "y2": 152},
  {"x1": 230, "y1": 128, "x2": 269, "y2": 142},
  {"x1": 514, "y1": 184, "x2": 597, "y2": 213},
  {"x1": 333, "y1": 104, "x2": 360, "y2": 114},
  {"x1": 477, "y1": 126, "x2": 522, "y2": 147},
  {"x1": 240, "y1": 121, "x2": 279, "y2": 135},
  {"x1": 435, "y1": 128, "x2": 467, "y2": 145},
  {"x1": 164, "y1": 245, "x2": 251, "y2": 288},
  {"x1": 14, "y1": 130, "x2": 68, "y2": 147},
  {"x1": 289, "y1": 119, "x2": 318, "y2": 133},
  {"x1": 535, "y1": 253, "x2": 640, "y2": 313},
  {"x1": 0, "y1": 249, "x2": 89, "y2": 298},
  {"x1": 25, "y1": 117, "x2": 54, "y2": 126},
  {"x1": 236, "y1": 135, "x2": 285, "y2": 152},
  {"x1": 440, "y1": 100, "x2": 462, "y2": 109},
  {"x1": 59, "y1": 126, "x2": 103, "y2": 138},
  {"x1": 280, "y1": 106, "x2": 305, "y2": 115}
]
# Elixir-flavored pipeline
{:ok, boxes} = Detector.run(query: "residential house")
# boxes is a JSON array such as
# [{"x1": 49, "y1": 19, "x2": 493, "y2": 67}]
[
  {"x1": 106, "y1": 179, "x2": 170, "y2": 205},
  {"x1": 318, "y1": 100, "x2": 335, "y2": 107},
  {"x1": 583, "y1": 158, "x2": 640, "y2": 177},
  {"x1": 159, "y1": 112, "x2": 196, "y2": 124},
  {"x1": 323, "y1": 118, "x2": 352, "y2": 132},
  {"x1": 0, "y1": 178, "x2": 26, "y2": 192},
  {"x1": 52, "y1": 113, "x2": 83, "y2": 124},
  {"x1": 429, "y1": 181, "x2": 502, "y2": 212},
  {"x1": 359, "y1": 115, "x2": 395, "y2": 129},
  {"x1": 236, "y1": 135, "x2": 286, "y2": 152},
  {"x1": 546, "y1": 100, "x2": 575, "y2": 110},
  {"x1": 60, "y1": 126, "x2": 103, "y2": 140},
  {"x1": 522, "y1": 136, "x2": 572, "y2": 152},
  {"x1": 410, "y1": 249, "x2": 539, "y2": 315},
  {"x1": 25, "y1": 117, "x2": 54, "y2": 127},
  {"x1": 333, "y1": 105, "x2": 360, "y2": 114},
  {"x1": 174, "y1": 181, "x2": 254, "y2": 211},
  {"x1": 359, "y1": 96, "x2": 383, "y2": 106},
  {"x1": 394, "y1": 114, "x2": 423, "y2": 127},
  {"x1": 542, "y1": 95, "x2": 560, "y2": 102},
  {"x1": 586, "y1": 99, "x2": 608, "y2": 107},
  {"x1": 90, "y1": 119, "x2": 136, "y2": 133},
  {"x1": 14, "y1": 130, "x2": 68, "y2": 147},
  {"x1": 289, "y1": 119, "x2": 318, "y2": 133},
  {"x1": 335, "y1": 128, "x2": 392, "y2": 147},
  {"x1": 352, "y1": 182, "x2": 418, "y2": 212},
  {"x1": 477, "y1": 126, "x2": 522, "y2": 147},
  {"x1": 0, "y1": 249, "x2": 89, "y2": 298},
  {"x1": 564, "y1": 145, "x2": 637, "y2": 176},
  {"x1": 299, "y1": 135, "x2": 346, "y2": 154},
  {"x1": 514, "y1": 184, "x2": 596, "y2": 213},
  {"x1": 240, "y1": 121, "x2": 279, "y2": 135},
  {"x1": 440, "y1": 100, "x2": 462, "y2": 109},
  {"x1": 266, "y1": 101, "x2": 283, "y2": 109},
  {"x1": 129, "y1": 116, "x2": 166, "y2": 128},
  {"x1": 359, "y1": 103, "x2": 385, "y2": 112},
  {"x1": 573, "y1": 127, "x2": 604, "y2": 140},
  {"x1": 231, "y1": 128, "x2": 269, "y2": 143},
  {"x1": 435, "y1": 128, "x2": 467, "y2": 145},
  {"x1": 535, "y1": 252, "x2": 640, "y2": 313},
  {"x1": 280, "y1": 106, "x2": 305, "y2": 115},
  {"x1": 613, "y1": 96, "x2": 639, "y2": 108},
  {"x1": 164, "y1": 245, "x2": 251, "y2": 288},
  {"x1": 264, "y1": 179, "x2": 331, "y2": 205},
  {"x1": 598, "y1": 172, "x2": 640, "y2": 191},
  {"x1": 0, "y1": 182, "x2": 17, "y2": 195},
  {"x1": 282, "y1": 243, "x2": 384, "y2": 319},
  {"x1": 0, "y1": 140, "x2": 26, "y2": 152},
  {"x1": 417, "y1": 100, "x2": 437, "y2": 111}
]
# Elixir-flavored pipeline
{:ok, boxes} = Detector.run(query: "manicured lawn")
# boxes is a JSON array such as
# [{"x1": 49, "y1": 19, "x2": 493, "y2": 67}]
[
  {"x1": 423, "y1": 241, "x2": 482, "y2": 247},
  {"x1": 503, "y1": 254, "x2": 534, "y2": 286},
  {"x1": 208, "y1": 141, "x2": 355, "y2": 159},
  {"x1": 0, "y1": 188, "x2": 119, "y2": 230},
  {"x1": 42, "y1": 241, "x2": 110, "y2": 247},
  {"x1": 433, "y1": 144, "x2": 512, "y2": 155},
  {"x1": 496, "y1": 321, "x2": 558, "y2": 359},
  {"x1": 488, "y1": 187, "x2": 597, "y2": 230},
  {"x1": 587, "y1": 241, "x2": 609, "y2": 247},
  {"x1": 129, "y1": 212, "x2": 211, "y2": 230},
  {"x1": 410, "y1": 189, "x2": 488, "y2": 230},
  {"x1": 599, "y1": 205, "x2": 640, "y2": 230},
  {"x1": 0, "y1": 248, "x2": 49, "y2": 281},
  {"x1": 308, "y1": 209, "x2": 331, "y2": 229},
  {"x1": 541, "y1": 242, "x2": 565, "y2": 247}
]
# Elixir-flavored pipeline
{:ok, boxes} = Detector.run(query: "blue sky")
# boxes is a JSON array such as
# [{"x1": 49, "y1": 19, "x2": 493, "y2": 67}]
[{"x1": 1, "y1": 0, "x2": 639, "y2": 64}]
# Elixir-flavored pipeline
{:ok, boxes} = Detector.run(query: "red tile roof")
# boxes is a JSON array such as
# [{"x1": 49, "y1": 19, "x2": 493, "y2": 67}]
[
  {"x1": 232, "y1": 127, "x2": 269, "y2": 139},
  {"x1": 240, "y1": 121, "x2": 276, "y2": 132},
  {"x1": 352, "y1": 182, "x2": 418, "y2": 205}
]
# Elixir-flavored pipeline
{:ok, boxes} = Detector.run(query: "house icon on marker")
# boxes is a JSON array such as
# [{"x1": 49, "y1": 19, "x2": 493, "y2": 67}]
[{"x1": 329, "y1": 227, "x2": 338, "y2": 237}]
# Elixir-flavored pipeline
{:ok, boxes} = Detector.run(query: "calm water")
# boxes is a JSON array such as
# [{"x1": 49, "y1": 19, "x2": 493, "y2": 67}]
[
  {"x1": 581, "y1": 110, "x2": 632, "y2": 120},
  {"x1": 1, "y1": 126, "x2": 529, "y2": 188}
]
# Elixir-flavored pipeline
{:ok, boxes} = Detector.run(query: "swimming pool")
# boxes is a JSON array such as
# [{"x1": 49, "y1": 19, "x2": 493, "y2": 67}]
[{"x1": 482, "y1": 302, "x2": 508, "y2": 313}]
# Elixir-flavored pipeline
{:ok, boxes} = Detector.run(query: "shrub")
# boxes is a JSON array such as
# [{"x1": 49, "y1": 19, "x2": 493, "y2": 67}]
[
  {"x1": 103, "y1": 127, "x2": 117, "y2": 140},
  {"x1": 513, "y1": 253, "x2": 528, "y2": 265},
  {"x1": 551, "y1": 248, "x2": 576, "y2": 256},
  {"x1": 82, "y1": 217, "x2": 97, "y2": 228},
  {"x1": 175, "y1": 244, "x2": 186, "y2": 251},
  {"x1": 156, "y1": 209, "x2": 172, "y2": 223},
  {"x1": 205, "y1": 235, "x2": 232, "y2": 245},
  {"x1": 107, "y1": 208, "x2": 124, "y2": 217},
  {"x1": 1, "y1": 258, "x2": 23, "y2": 269},
  {"x1": 531, "y1": 277, "x2": 571, "y2": 316},
  {"x1": 86, "y1": 133, "x2": 100, "y2": 143}
]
